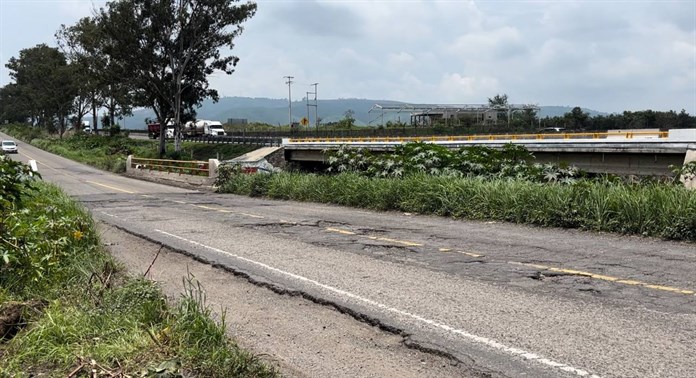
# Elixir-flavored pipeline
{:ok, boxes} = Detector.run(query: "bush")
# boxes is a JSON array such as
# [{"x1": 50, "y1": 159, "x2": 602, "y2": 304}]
[{"x1": 326, "y1": 142, "x2": 582, "y2": 184}]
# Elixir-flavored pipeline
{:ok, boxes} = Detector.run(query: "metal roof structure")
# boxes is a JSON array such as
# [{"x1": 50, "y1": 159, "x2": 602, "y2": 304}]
[{"x1": 367, "y1": 103, "x2": 541, "y2": 126}]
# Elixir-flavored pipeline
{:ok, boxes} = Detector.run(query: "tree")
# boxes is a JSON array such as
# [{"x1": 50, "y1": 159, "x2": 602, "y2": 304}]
[
  {"x1": 96, "y1": 0, "x2": 257, "y2": 157},
  {"x1": 5, "y1": 44, "x2": 78, "y2": 136},
  {"x1": 488, "y1": 93, "x2": 509, "y2": 125},
  {"x1": 338, "y1": 109, "x2": 355, "y2": 129},
  {"x1": 515, "y1": 108, "x2": 538, "y2": 130},
  {"x1": 488, "y1": 93, "x2": 508, "y2": 107},
  {"x1": 565, "y1": 107, "x2": 589, "y2": 129},
  {"x1": 58, "y1": 17, "x2": 135, "y2": 132},
  {"x1": 0, "y1": 84, "x2": 30, "y2": 124}
]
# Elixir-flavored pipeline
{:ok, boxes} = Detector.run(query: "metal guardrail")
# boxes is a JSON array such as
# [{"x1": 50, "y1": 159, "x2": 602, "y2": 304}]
[
  {"x1": 183, "y1": 135, "x2": 282, "y2": 146},
  {"x1": 287, "y1": 131, "x2": 669, "y2": 144},
  {"x1": 130, "y1": 157, "x2": 210, "y2": 176}
]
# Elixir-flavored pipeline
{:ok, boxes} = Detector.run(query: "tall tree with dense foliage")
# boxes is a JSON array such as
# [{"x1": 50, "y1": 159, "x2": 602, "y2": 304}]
[
  {"x1": 5, "y1": 44, "x2": 78, "y2": 136},
  {"x1": 96, "y1": 0, "x2": 257, "y2": 156},
  {"x1": 57, "y1": 18, "x2": 103, "y2": 132},
  {"x1": 488, "y1": 93, "x2": 509, "y2": 125},
  {"x1": 566, "y1": 106, "x2": 589, "y2": 128}
]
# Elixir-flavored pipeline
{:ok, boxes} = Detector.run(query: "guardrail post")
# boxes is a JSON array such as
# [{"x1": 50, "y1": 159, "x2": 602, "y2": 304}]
[
  {"x1": 126, "y1": 155, "x2": 133, "y2": 173},
  {"x1": 209, "y1": 159, "x2": 219, "y2": 179}
]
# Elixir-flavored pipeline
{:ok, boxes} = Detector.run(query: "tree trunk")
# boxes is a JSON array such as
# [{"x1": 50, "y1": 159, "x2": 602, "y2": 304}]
[
  {"x1": 110, "y1": 96, "x2": 116, "y2": 128},
  {"x1": 92, "y1": 93, "x2": 98, "y2": 133},
  {"x1": 158, "y1": 117, "x2": 166, "y2": 158}
]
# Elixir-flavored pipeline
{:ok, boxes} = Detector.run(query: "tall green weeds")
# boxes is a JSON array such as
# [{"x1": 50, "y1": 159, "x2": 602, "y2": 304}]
[
  {"x1": 216, "y1": 170, "x2": 696, "y2": 242},
  {"x1": 1, "y1": 160, "x2": 275, "y2": 377}
]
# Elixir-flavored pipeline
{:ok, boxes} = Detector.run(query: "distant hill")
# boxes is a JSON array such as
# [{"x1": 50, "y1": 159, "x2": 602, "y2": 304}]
[
  {"x1": 121, "y1": 97, "x2": 604, "y2": 130},
  {"x1": 538, "y1": 106, "x2": 605, "y2": 118}
]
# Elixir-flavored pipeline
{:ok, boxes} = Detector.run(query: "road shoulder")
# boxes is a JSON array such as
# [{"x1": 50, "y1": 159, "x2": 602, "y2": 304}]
[{"x1": 98, "y1": 221, "x2": 481, "y2": 378}]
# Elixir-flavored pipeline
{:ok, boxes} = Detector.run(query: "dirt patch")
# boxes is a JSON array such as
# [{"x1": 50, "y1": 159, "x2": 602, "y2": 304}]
[
  {"x1": 99, "y1": 221, "x2": 486, "y2": 378},
  {"x1": 0, "y1": 300, "x2": 45, "y2": 342}
]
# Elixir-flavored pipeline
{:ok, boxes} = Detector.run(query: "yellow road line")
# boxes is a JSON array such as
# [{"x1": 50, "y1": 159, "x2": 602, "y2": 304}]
[
  {"x1": 367, "y1": 236, "x2": 423, "y2": 247},
  {"x1": 19, "y1": 150, "x2": 136, "y2": 195},
  {"x1": 85, "y1": 180, "x2": 136, "y2": 194},
  {"x1": 239, "y1": 212, "x2": 265, "y2": 219},
  {"x1": 439, "y1": 248, "x2": 484, "y2": 258},
  {"x1": 459, "y1": 251, "x2": 483, "y2": 258},
  {"x1": 183, "y1": 202, "x2": 262, "y2": 217},
  {"x1": 326, "y1": 227, "x2": 356, "y2": 235},
  {"x1": 511, "y1": 262, "x2": 695, "y2": 296},
  {"x1": 325, "y1": 227, "x2": 422, "y2": 246},
  {"x1": 194, "y1": 205, "x2": 218, "y2": 210},
  {"x1": 20, "y1": 151, "x2": 63, "y2": 175}
]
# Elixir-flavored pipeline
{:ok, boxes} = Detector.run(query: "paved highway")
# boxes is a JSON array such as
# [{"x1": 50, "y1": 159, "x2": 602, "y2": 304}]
[{"x1": 4, "y1": 132, "x2": 695, "y2": 377}]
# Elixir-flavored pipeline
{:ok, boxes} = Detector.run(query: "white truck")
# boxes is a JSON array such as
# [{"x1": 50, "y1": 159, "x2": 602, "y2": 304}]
[{"x1": 196, "y1": 120, "x2": 226, "y2": 136}]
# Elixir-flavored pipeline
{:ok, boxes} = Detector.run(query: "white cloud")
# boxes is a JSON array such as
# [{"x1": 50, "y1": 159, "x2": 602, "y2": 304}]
[{"x1": 438, "y1": 73, "x2": 499, "y2": 103}]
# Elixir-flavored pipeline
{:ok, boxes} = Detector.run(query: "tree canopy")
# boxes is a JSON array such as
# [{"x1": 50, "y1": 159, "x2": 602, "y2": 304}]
[
  {"x1": 4, "y1": 44, "x2": 78, "y2": 136},
  {"x1": 96, "y1": 0, "x2": 257, "y2": 156}
]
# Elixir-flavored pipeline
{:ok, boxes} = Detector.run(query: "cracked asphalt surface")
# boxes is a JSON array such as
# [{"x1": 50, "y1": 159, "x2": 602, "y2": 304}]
[{"x1": 5, "y1": 132, "x2": 696, "y2": 378}]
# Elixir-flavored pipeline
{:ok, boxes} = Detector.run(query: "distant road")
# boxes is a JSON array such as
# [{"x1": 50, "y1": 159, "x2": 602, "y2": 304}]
[
  {"x1": 3, "y1": 131, "x2": 695, "y2": 378},
  {"x1": 128, "y1": 133, "x2": 150, "y2": 140}
]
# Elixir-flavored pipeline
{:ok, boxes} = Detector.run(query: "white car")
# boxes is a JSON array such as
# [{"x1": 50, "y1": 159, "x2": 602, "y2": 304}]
[{"x1": 1, "y1": 140, "x2": 18, "y2": 154}]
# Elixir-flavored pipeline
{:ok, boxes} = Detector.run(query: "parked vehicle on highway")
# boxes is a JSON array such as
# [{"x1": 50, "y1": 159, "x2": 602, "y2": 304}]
[{"x1": 1, "y1": 140, "x2": 18, "y2": 154}]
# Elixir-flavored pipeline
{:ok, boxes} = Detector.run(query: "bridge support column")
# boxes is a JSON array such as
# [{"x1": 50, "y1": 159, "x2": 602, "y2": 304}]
[{"x1": 682, "y1": 145, "x2": 696, "y2": 189}]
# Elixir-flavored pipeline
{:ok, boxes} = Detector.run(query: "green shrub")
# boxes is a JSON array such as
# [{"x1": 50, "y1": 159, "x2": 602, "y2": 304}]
[{"x1": 326, "y1": 142, "x2": 582, "y2": 184}]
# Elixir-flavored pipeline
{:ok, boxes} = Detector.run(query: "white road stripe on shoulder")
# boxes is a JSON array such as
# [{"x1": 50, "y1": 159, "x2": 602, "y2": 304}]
[{"x1": 155, "y1": 228, "x2": 601, "y2": 378}]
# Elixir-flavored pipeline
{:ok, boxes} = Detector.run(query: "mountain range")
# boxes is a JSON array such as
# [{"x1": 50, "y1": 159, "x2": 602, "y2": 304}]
[{"x1": 121, "y1": 96, "x2": 604, "y2": 130}]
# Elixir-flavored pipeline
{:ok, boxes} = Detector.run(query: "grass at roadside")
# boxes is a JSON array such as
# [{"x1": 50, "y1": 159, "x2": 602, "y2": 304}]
[
  {"x1": 0, "y1": 124, "x2": 256, "y2": 173},
  {"x1": 215, "y1": 170, "x2": 696, "y2": 242},
  {"x1": 0, "y1": 159, "x2": 276, "y2": 377}
]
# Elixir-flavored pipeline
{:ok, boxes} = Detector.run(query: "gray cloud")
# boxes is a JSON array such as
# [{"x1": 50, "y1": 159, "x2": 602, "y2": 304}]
[
  {"x1": 1, "y1": 0, "x2": 694, "y2": 114},
  {"x1": 267, "y1": 0, "x2": 364, "y2": 38}
]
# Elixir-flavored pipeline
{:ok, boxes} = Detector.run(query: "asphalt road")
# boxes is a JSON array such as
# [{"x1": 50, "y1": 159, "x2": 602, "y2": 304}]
[{"x1": 4, "y1": 132, "x2": 695, "y2": 378}]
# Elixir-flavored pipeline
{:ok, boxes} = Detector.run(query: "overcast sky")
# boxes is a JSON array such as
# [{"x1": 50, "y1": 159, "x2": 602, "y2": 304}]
[{"x1": 1, "y1": 0, "x2": 694, "y2": 114}]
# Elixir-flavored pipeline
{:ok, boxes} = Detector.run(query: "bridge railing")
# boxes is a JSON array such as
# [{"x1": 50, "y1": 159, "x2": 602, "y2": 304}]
[
  {"x1": 183, "y1": 135, "x2": 282, "y2": 146},
  {"x1": 286, "y1": 130, "x2": 669, "y2": 143},
  {"x1": 129, "y1": 157, "x2": 210, "y2": 176}
]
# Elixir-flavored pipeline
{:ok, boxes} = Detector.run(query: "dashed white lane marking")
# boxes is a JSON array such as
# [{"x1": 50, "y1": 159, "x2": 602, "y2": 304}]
[{"x1": 155, "y1": 229, "x2": 601, "y2": 378}]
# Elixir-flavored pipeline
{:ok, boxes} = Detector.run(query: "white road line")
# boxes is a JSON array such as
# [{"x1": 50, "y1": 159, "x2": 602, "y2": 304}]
[{"x1": 155, "y1": 229, "x2": 601, "y2": 378}]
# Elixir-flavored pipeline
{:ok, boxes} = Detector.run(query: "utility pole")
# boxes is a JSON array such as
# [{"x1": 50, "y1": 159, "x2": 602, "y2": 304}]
[
  {"x1": 310, "y1": 83, "x2": 318, "y2": 132},
  {"x1": 306, "y1": 91, "x2": 312, "y2": 130},
  {"x1": 284, "y1": 76, "x2": 294, "y2": 128}
]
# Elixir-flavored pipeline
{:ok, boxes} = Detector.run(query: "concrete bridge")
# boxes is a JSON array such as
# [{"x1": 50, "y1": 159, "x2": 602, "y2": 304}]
[{"x1": 282, "y1": 129, "x2": 696, "y2": 178}]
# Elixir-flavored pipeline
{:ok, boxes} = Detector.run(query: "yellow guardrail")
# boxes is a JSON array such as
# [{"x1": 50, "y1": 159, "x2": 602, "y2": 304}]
[
  {"x1": 287, "y1": 131, "x2": 669, "y2": 144},
  {"x1": 131, "y1": 157, "x2": 209, "y2": 176}
]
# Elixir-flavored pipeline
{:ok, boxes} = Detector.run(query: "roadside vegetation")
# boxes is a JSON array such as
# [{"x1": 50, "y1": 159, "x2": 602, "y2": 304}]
[
  {"x1": 0, "y1": 158, "x2": 276, "y2": 377},
  {"x1": 216, "y1": 143, "x2": 696, "y2": 242},
  {"x1": 1, "y1": 123, "x2": 256, "y2": 173}
]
